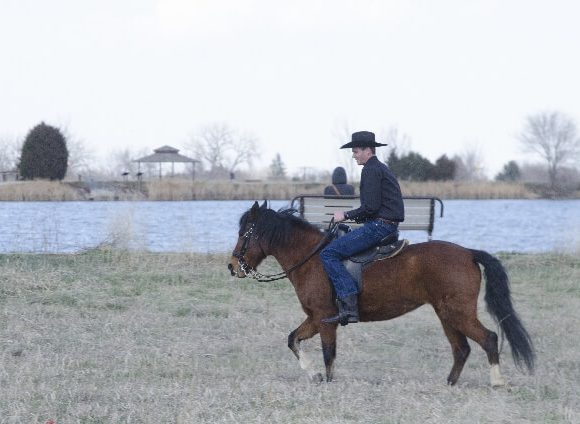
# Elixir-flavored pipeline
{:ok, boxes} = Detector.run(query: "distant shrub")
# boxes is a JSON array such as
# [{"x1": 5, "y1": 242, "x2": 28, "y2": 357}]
[
  {"x1": 431, "y1": 155, "x2": 456, "y2": 181},
  {"x1": 495, "y1": 161, "x2": 521, "y2": 182},
  {"x1": 388, "y1": 151, "x2": 434, "y2": 181},
  {"x1": 387, "y1": 151, "x2": 457, "y2": 182},
  {"x1": 19, "y1": 122, "x2": 69, "y2": 180}
]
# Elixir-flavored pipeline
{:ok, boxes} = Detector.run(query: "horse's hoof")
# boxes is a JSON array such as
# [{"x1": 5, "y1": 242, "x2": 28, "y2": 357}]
[
  {"x1": 491, "y1": 379, "x2": 506, "y2": 388},
  {"x1": 490, "y1": 364, "x2": 506, "y2": 388},
  {"x1": 311, "y1": 373, "x2": 324, "y2": 384}
]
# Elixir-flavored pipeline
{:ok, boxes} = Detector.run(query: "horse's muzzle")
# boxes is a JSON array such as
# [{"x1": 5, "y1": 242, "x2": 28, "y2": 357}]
[{"x1": 228, "y1": 262, "x2": 246, "y2": 278}]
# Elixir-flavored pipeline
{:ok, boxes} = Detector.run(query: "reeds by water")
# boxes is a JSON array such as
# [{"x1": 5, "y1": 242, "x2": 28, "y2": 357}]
[
  {"x1": 400, "y1": 181, "x2": 539, "y2": 199},
  {"x1": 0, "y1": 181, "x2": 81, "y2": 201},
  {"x1": 2, "y1": 179, "x2": 575, "y2": 200},
  {"x1": 146, "y1": 179, "x2": 326, "y2": 200}
]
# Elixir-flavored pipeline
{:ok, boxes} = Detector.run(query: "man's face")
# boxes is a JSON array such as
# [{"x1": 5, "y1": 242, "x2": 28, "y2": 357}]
[{"x1": 352, "y1": 147, "x2": 373, "y2": 165}]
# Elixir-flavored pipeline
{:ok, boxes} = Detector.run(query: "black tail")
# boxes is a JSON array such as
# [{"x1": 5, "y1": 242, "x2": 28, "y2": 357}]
[{"x1": 471, "y1": 249, "x2": 535, "y2": 373}]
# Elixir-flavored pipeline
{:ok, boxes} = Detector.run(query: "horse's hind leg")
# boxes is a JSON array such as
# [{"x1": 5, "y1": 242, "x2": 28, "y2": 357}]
[
  {"x1": 287, "y1": 318, "x2": 322, "y2": 382},
  {"x1": 456, "y1": 318, "x2": 505, "y2": 387},
  {"x1": 482, "y1": 328, "x2": 505, "y2": 387},
  {"x1": 439, "y1": 321, "x2": 471, "y2": 385}
]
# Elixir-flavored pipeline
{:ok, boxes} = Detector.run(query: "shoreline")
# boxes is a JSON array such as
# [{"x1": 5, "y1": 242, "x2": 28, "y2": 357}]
[{"x1": 0, "y1": 179, "x2": 578, "y2": 201}]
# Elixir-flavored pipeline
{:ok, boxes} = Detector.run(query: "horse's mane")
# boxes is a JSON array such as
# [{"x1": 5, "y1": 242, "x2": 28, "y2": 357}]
[{"x1": 239, "y1": 206, "x2": 321, "y2": 249}]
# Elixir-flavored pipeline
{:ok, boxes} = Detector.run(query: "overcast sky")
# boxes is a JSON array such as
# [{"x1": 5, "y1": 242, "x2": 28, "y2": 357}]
[{"x1": 2, "y1": 0, "x2": 579, "y2": 178}]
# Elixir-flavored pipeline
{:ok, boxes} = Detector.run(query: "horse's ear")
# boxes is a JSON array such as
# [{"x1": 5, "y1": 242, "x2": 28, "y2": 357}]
[
  {"x1": 249, "y1": 201, "x2": 260, "y2": 219},
  {"x1": 260, "y1": 200, "x2": 268, "y2": 210}
]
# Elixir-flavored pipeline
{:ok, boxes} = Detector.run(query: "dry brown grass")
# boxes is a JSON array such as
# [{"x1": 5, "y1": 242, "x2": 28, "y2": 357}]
[
  {"x1": 145, "y1": 179, "x2": 326, "y2": 201},
  {"x1": 0, "y1": 179, "x2": 569, "y2": 201},
  {"x1": 1, "y1": 250, "x2": 579, "y2": 423},
  {"x1": 400, "y1": 181, "x2": 539, "y2": 199},
  {"x1": 145, "y1": 180, "x2": 542, "y2": 200},
  {"x1": 0, "y1": 181, "x2": 81, "y2": 201}
]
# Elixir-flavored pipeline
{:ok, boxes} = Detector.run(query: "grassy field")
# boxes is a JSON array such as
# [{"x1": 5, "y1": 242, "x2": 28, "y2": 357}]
[{"x1": 1, "y1": 250, "x2": 579, "y2": 423}]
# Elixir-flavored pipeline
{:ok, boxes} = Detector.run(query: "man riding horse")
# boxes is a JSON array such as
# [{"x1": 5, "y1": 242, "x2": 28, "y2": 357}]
[
  {"x1": 321, "y1": 131, "x2": 404, "y2": 326},
  {"x1": 229, "y1": 139, "x2": 534, "y2": 384}
]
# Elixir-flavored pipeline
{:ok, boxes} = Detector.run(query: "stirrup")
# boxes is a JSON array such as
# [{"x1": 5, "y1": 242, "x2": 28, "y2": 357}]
[
  {"x1": 322, "y1": 294, "x2": 359, "y2": 325},
  {"x1": 342, "y1": 314, "x2": 359, "y2": 325},
  {"x1": 322, "y1": 312, "x2": 358, "y2": 326},
  {"x1": 321, "y1": 314, "x2": 341, "y2": 324}
]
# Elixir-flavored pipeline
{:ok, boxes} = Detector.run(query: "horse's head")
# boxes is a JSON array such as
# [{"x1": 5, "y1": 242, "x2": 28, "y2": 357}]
[{"x1": 228, "y1": 200, "x2": 269, "y2": 278}]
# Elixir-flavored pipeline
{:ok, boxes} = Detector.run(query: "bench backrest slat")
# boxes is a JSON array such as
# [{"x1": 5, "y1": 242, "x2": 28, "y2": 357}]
[{"x1": 291, "y1": 195, "x2": 443, "y2": 240}]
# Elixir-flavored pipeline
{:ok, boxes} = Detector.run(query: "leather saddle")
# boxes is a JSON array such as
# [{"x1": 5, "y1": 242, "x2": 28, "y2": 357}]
[{"x1": 336, "y1": 225, "x2": 409, "y2": 291}]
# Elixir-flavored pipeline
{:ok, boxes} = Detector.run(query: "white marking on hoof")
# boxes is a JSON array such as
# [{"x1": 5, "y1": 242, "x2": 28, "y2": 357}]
[
  {"x1": 298, "y1": 350, "x2": 319, "y2": 379},
  {"x1": 490, "y1": 364, "x2": 506, "y2": 387}
]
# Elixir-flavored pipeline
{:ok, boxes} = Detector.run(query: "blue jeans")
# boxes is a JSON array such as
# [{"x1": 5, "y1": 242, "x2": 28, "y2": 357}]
[{"x1": 320, "y1": 220, "x2": 397, "y2": 299}]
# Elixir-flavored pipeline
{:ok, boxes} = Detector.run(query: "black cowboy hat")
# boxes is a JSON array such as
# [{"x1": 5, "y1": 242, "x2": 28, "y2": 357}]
[{"x1": 340, "y1": 131, "x2": 388, "y2": 149}]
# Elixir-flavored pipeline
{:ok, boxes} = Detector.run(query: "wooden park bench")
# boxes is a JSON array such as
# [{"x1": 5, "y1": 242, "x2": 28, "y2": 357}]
[{"x1": 290, "y1": 195, "x2": 444, "y2": 240}]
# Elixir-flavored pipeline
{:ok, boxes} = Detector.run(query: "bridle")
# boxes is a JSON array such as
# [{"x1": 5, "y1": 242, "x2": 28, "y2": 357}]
[
  {"x1": 232, "y1": 220, "x2": 337, "y2": 282},
  {"x1": 232, "y1": 219, "x2": 338, "y2": 282}
]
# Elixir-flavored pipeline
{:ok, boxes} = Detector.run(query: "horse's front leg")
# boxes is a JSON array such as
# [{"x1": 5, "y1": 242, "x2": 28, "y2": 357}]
[
  {"x1": 287, "y1": 317, "x2": 323, "y2": 382},
  {"x1": 319, "y1": 323, "x2": 337, "y2": 382}
]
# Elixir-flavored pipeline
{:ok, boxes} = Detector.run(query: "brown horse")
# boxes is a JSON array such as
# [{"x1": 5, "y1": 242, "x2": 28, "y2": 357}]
[{"x1": 228, "y1": 201, "x2": 535, "y2": 386}]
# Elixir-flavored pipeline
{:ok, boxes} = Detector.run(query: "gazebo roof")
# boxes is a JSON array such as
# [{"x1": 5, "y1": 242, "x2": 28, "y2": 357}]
[{"x1": 134, "y1": 145, "x2": 199, "y2": 163}]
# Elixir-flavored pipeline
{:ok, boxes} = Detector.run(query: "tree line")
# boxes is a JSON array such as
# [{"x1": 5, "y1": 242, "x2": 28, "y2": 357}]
[
  {"x1": 2, "y1": 111, "x2": 579, "y2": 196},
  {"x1": 366, "y1": 111, "x2": 579, "y2": 195},
  {"x1": 387, "y1": 151, "x2": 524, "y2": 183}
]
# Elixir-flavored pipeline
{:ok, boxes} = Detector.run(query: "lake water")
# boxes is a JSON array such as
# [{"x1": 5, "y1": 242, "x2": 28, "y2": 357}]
[{"x1": 0, "y1": 200, "x2": 579, "y2": 254}]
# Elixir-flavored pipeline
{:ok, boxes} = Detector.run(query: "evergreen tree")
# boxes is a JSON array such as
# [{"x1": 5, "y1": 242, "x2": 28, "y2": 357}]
[
  {"x1": 269, "y1": 153, "x2": 286, "y2": 179},
  {"x1": 19, "y1": 122, "x2": 69, "y2": 180},
  {"x1": 390, "y1": 151, "x2": 434, "y2": 181},
  {"x1": 495, "y1": 160, "x2": 521, "y2": 182},
  {"x1": 431, "y1": 155, "x2": 456, "y2": 181},
  {"x1": 386, "y1": 150, "x2": 399, "y2": 169}
]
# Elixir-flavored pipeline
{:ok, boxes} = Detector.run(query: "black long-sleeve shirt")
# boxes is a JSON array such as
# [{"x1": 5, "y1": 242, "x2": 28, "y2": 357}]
[{"x1": 345, "y1": 156, "x2": 404, "y2": 223}]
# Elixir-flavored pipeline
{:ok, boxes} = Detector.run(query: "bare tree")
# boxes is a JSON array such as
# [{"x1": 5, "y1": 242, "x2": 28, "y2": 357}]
[
  {"x1": 453, "y1": 145, "x2": 487, "y2": 181},
  {"x1": 381, "y1": 126, "x2": 411, "y2": 160},
  {"x1": 380, "y1": 126, "x2": 412, "y2": 169},
  {"x1": 0, "y1": 136, "x2": 21, "y2": 172},
  {"x1": 518, "y1": 111, "x2": 580, "y2": 192},
  {"x1": 189, "y1": 123, "x2": 260, "y2": 178},
  {"x1": 65, "y1": 137, "x2": 95, "y2": 180},
  {"x1": 228, "y1": 131, "x2": 259, "y2": 173},
  {"x1": 99, "y1": 148, "x2": 140, "y2": 179},
  {"x1": 192, "y1": 123, "x2": 232, "y2": 171},
  {"x1": 331, "y1": 120, "x2": 358, "y2": 182}
]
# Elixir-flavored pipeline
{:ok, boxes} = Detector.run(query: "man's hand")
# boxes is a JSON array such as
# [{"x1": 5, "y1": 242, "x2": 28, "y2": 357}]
[{"x1": 333, "y1": 211, "x2": 346, "y2": 222}]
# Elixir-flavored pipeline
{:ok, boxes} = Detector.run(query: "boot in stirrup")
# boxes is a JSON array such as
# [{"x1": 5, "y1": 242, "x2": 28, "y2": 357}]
[{"x1": 322, "y1": 294, "x2": 359, "y2": 326}]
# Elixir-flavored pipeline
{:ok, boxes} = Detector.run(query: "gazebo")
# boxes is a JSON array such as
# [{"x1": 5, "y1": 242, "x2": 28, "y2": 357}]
[{"x1": 133, "y1": 145, "x2": 199, "y2": 179}]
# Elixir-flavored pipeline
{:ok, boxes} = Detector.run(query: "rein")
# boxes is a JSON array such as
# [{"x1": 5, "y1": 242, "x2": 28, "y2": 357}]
[{"x1": 234, "y1": 219, "x2": 338, "y2": 282}]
